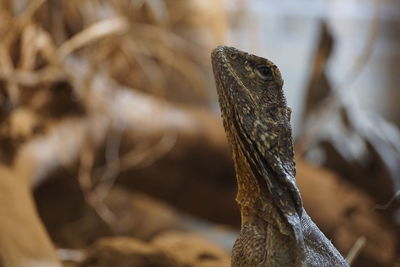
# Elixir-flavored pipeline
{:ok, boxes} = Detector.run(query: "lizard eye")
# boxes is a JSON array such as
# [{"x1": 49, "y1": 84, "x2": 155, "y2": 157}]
[
  {"x1": 255, "y1": 66, "x2": 273, "y2": 80},
  {"x1": 229, "y1": 52, "x2": 238, "y2": 59}
]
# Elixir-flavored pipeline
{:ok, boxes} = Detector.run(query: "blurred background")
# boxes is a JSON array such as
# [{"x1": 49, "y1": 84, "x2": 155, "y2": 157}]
[{"x1": 0, "y1": 0, "x2": 399, "y2": 266}]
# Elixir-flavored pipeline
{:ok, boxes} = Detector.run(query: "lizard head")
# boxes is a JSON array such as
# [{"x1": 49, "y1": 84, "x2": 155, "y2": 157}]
[{"x1": 211, "y1": 46, "x2": 287, "y2": 116}]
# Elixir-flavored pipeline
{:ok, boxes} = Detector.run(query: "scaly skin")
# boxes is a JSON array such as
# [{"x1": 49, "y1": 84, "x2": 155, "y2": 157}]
[{"x1": 211, "y1": 46, "x2": 349, "y2": 267}]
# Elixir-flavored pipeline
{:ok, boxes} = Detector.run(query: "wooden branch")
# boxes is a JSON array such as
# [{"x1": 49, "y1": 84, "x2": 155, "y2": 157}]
[{"x1": 0, "y1": 167, "x2": 61, "y2": 267}]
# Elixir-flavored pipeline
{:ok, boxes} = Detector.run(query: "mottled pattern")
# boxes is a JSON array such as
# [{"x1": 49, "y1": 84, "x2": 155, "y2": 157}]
[
  {"x1": 211, "y1": 46, "x2": 348, "y2": 267},
  {"x1": 231, "y1": 218, "x2": 267, "y2": 266}
]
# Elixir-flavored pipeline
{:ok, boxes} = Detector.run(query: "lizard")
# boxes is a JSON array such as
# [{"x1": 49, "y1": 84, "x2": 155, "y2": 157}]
[{"x1": 211, "y1": 45, "x2": 349, "y2": 267}]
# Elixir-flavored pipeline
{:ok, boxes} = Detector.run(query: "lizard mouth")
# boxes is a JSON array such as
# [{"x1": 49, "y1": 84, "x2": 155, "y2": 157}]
[{"x1": 211, "y1": 46, "x2": 256, "y2": 110}]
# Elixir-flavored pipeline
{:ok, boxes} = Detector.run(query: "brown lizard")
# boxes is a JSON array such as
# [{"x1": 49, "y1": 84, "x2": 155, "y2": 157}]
[{"x1": 211, "y1": 46, "x2": 349, "y2": 267}]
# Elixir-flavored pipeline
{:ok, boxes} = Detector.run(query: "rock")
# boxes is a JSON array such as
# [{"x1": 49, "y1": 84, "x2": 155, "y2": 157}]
[
  {"x1": 80, "y1": 237, "x2": 177, "y2": 267},
  {"x1": 79, "y1": 232, "x2": 231, "y2": 267},
  {"x1": 152, "y1": 232, "x2": 230, "y2": 267}
]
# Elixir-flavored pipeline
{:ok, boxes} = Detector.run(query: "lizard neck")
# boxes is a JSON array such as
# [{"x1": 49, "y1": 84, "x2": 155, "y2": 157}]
[
  {"x1": 229, "y1": 134, "x2": 292, "y2": 235},
  {"x1": 230, "y1": 144, "x2": 302, "y2": 267}
]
